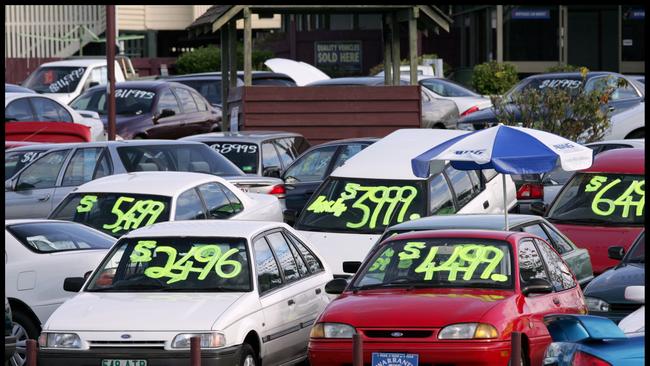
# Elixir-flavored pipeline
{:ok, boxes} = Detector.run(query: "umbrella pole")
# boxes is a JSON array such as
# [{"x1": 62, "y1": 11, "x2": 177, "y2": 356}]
[{"x1": 503, "y1": 173, "x2": 509, "y2": 231}]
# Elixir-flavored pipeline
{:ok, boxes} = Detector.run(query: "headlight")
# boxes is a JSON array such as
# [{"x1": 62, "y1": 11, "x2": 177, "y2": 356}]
[
  {"x1": 584, "y1": 297, "x2": 610, "y2": 312},
  {"x1": 438, "y1": 323, "x2": 498, "y2": 339},
  {"x1": 458, "y1": 123, "x2": 475, "y2": 131},
  {"x1": 310, "y1": 323, "x2": 356, "y2": 339},
  {"x1": 38, "y1": 333, "x2": 82, "y2": 348},
  {"x1": 171, "y1": 332, "x2": 225, "y2": 349}
]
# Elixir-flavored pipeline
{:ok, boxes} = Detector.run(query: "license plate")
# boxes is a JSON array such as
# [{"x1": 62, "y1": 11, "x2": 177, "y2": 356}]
[
  {"x1": 371, "y1": 352, "x2": 419, "y2": 366},
  {"x1": 101, "y1": 360, "x2": 147, "y2": 366}
]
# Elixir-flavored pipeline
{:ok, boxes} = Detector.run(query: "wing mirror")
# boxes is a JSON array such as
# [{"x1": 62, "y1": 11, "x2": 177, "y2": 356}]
[
  {"x1": 324, "y1": 278, "x2": 349, "y2": 295},
  {"x1": 608, "y1": 246, "x2": 625, "y2": 261},
  {"x1": 263, "y1": 166, "x2": 281, "y2": 178},
  {"x1": 530, "y1": 201, "x2": 548, "y2": 216},
  {"x1": 624, "y1": 286, "x2": 644, "y2": 303},
  {"x1": 63, "y1": 277, "x2": 86, "y2": 292},
  {"x1": 343, "y1": 261, "x2": 362, "y2": 274},
  {"x1": 521, "y1": 278, "x2": 553, "y2": 296}
]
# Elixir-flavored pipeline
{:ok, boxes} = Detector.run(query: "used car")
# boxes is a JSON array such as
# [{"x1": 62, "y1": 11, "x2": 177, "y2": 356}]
[
  {"x1": 5, "y1": 219, "x2": 115, "y2": 365},
  {"x1": 5, "y1": 84, "x2": 35, "y2": 94},
  {"x1": 309, "y1": 229, "x2": 587, "y2": 366},
  {"x1": 603, "y1": 101, "x2": 644, "y2": 140},
  {"x1": 69, "y1": 80, "x2": 221, "y2": 139},
  {"x1": 582, "y1": 230, "x2": 644, "y2": 323},
  {"x1": 294, "y1": 129, "x2": 517, "y2": 274},
  {"x1": 5, "y1": 140, "x2": 283, "y2": 219},
  {"x1": 545, "y1": 148, "x2": 645, "y2": 275},
  {"x1": 48, "y1": 171, "x2": 283, "y2": 238},
  {"x1": 282, "y1": 138, "x2": 379, "y2": 224},
  {"x1": 38, "y1": 220, "x2": 333, "y2": 366},
  {"x1": 419, "y1": 77, "x2": 492, "y2": 117},
  {"x1": 165, "y1": 72, "x2": 243, "y2": 107}
]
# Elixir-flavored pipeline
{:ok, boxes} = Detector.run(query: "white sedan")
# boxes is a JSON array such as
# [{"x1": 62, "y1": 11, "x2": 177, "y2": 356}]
[
  {"x1": 48, "y1": 171, "x2": 284, "y2": 238},
  {"x1": 38, "y1": 220, "x2": 333, "y2": 366},
  {"x1": 5, "y1": 219, "x2": 115, "y2": 366},
  {"x1": 5, "y1": 92, "x2": 106, "y2": 141},
  {"x1": 604, "y1": 101, "x2": 644, "y2": 140},
  {"x1": 419, "y1": 77, "x2": 492, "y2": 117}
]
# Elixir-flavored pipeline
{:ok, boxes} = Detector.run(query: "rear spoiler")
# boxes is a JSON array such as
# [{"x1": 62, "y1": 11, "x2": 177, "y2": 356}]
[{"x1": 543, "y1": 314, "x2": 627, "y2": 342}]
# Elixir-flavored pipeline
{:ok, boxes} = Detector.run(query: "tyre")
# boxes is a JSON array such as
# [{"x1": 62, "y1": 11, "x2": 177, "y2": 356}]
[
  {"x1": 626, "y1": 128, "x2": 644, "y2": 139},
  {"x1": 10, "y1": 311, "x2": 39, "y2": 366},
  {"x1": 237, "y1": 343, "x2": 257, "y2": 366}
]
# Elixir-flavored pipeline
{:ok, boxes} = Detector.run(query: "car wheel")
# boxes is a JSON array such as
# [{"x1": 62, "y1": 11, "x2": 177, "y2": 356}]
[
  {"x1": 238, "y1": 343, "x2": 257, "y2": 366},
  {"x1": 626, "y1": 128, "x2": 644, "y2": 139},
  {"x1": 10, "y1": 311, "x2": 39, "y2": 366}
]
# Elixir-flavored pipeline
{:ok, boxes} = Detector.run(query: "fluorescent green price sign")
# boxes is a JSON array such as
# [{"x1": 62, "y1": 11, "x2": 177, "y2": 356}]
[
  {"x1": 584, "y1": 175, "x2": 645, "y2": 218},
  {"x1": 103, "y1": 196, "x2": 166, "y2": 233},
  {"x1": 393, "y1": 242, "x2": 508, "y2": 282},
  {"x1": 76, "y1": 195, "x2": 97, "y2": 213},
  {"x1": 130, "y1": 240, "x2": 242, "y2": 284},
  {"x1": 305, "y1": 183, "x2": 421, "y2": 229}
]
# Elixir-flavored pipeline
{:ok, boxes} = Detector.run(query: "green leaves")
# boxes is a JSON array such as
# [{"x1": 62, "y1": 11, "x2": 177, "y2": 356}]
[
  {"x1": 175, "y1": 45, "x2": 274, "y2": 75},
  {"x1": 472, "y1": 61, "x2": 519, "y2": 95}
]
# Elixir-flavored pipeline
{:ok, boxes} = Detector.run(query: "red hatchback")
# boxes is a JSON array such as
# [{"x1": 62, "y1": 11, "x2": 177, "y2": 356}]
[
  {"x1": 309, "y1": 230, "x2": 586, "y2": 366},
  {"x1": 546, "y1": 148, "x2": 645, "y2": 275}
]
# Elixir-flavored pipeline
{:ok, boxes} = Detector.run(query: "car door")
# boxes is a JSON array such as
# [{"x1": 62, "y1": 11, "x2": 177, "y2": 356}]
[
  {"x1": 172, "y1": 87, "x2": 205, "y2": 138},
  {"x1": 149, "y1": 87, "x2": 183, "y2": 139},
  {"x1": 6, "y1": 149, "x2": 72, "y2": 219},
  {"x1": 53, "y1": 147, "x2": 113, "y2": 211},
  {"x1": 189, "y1": 89, "x2": 218, "y2": 134},
  {"x1": 282, "y1": 145, "x2": 339, "y2": 215},
  {"x1": 479, "y1": 168, "x2": 515, "y2": 213},
  {"x1": 444, "y1": 166, "x2": 485, "y2": 213}
]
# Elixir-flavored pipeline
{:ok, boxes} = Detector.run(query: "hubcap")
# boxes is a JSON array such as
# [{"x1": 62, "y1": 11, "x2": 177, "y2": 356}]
[
  {"x1": 243, "y1": 355, "x2": 256, "y2": 366},
  {"x1": 10, "y1": 322, "x2": 28, "y2": 366}
]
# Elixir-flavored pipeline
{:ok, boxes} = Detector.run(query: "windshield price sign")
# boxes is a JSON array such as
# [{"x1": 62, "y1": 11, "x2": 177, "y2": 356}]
[
  {"x1": 76, "y1": 195, "x2": 167, "y2": 233},
  {"x1": 584, "y1": 175, "x2": 645, "y2": 218}
]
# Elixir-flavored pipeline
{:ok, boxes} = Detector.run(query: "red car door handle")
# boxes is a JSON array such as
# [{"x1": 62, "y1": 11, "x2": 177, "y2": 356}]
[{"x1": 553, "y1": 297, "x2": 561, "y2": 305}]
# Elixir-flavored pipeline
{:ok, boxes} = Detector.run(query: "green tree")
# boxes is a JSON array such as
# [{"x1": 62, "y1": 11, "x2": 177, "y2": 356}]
[
  {"x1": 175, "y1": 45, "x2": 274, "y2": 75},
  {"x1": 472, "y1": 61, "x2": 519, "y2": 95}
]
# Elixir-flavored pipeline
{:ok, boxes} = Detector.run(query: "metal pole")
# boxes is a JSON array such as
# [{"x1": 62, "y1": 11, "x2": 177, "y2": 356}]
[
  {"x1": 383, "y1": 14, "x2": 392, "y2": 85},
  {"x1": 243, "y1": 7, "x2": 253, "y2": 86},
  {"x1": 106, "y1": 5, "x2": 116, "y2": 141},
  {"x1": 26, "y1": 339, "x2": 37, "y2": 366},
  {"x1": 391, "y1": 12, "x2": 401, "y2": 86},
  {"x1": 510, "y1": 331, "x2": 521, "y2": 365},
  {"x1": 221, "y1": 26, "x2": 230, "y2": 131},
  {"x1": 352, "y1": 333, "x2": 363, "y2": 366},
  {"x1": 228, "y1": 20, "x2": 237, "y2": 89},
  {"x1": 503, "y1": 173, "x2": 509, "y2": 230},
  {"x1": 408, "y1": 9, "x2": 418, "y2": 85},
  {"x1": 190, "y1": 336, "x2": 201, "y2": 366}
]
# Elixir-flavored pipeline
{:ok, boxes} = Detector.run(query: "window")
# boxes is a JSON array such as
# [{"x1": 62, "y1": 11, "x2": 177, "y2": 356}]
[
  {"x1": 272, "y1": 139, "x2": 294, "y2": 169},
  {"x1": 175, "y1": 188, "x2": 206, "y2": 220},
  {"x1": 518, "y1": 239, "x2": 550, "y2": 285},
  {"x1": 174, "y1": 88, "x2": 199, "y2": 113},
  {"x1": 69, "y1": 89, "x2": 105, "y2": 114},
  {"x1": 16, "y1": 150, "x2": 70, "y2": 190},
  {"x1": 285, "y1": 232, "x2": 324, "y2": 274},
  {"x1": 254, "y1": 237, "x2": 283, "y2": 293},
  {"x1": 61, "y1": 148, "x2": 106, "y2": 186},
  {"x1": 541, "y1": 224, "x2": 573, "y2": 254},
  {"x1": 6, "y1": 222, "x2": 114, "y2": 253},
  {"x1": 5, "y1": 150, "x2": 44, "y2": 178},
  {"x1": 429, "y1": 174, "x2": 456, "y2": 215},
  {"x1": 93, "y1": 150, "x2": 112, "y2": 180},
  {"x1": 31, "y1": 98, "x2": 73, "y2": 122},
  {"x1": 445, "y1": 166, "x2": 476, "y2": 207},
  {"x1": 262, "y1": 142, "x2": 281, "y2": 170},
  {"x1": 157, "y1": 89, "x2": 181, "y2": 114},
  {"x1": 535, "y1": 239, "x2": 576, "y2": 290},
  {"x1": 283, "y1": 145, "x2": 338, "y2": 183},
  {"x1": 284, "y1": 232, "x2": 309, "y2": 276},
  {"x1": 521, "y1": 223, "x2": 552, "y2": 245},
  {"x1": 467, "y1": 170, "x2": 482, "y2": 192},
  {"x1": 190, "y1": 90, "x2": 209, "y2": 111},
  {"x1": 5, "y1": 98, "x2": 34, "y2": 121},
  {"x1": 585, "y1": 76, "x2": 640, "y2": 101},
  {"x1": 173, "y1": 79, "x2": 222, "y2": 105},
  {"x1": 266, "y1": 232, "x2": 301, "y2": 282},
  {"x1": 332, "y1": 144, "x2": 367, "y2": 170},
  {"x1": 222, "y1": 187, "x2": 244, "y2": 214},
  {"x1": 197, "y1": 183, "x2": 237, "y2": 219},
  {"x1": 22, "y1": 66, "x2": 87, "y2": 94},
  {"x1": 88, "y1": 66, "x2": 108, "y2": 86},
  {"x1": 482, "y1": 169, "x2": 498, "y2": 182}
]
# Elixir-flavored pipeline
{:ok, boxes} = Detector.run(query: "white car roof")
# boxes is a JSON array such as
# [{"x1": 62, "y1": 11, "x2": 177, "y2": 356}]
[
  {"x1": 39, "y1": 59, "x2": 109, "y2": 68},
  {"x1": 4, "y1": 92, "x2": 58, "y2": 105},
  {"x1": 123, "y1": 220, "x2": 291, "y2": 240},
  {"x1": 331, "y1": 128, "x2": 468, "y2": 180},
  {"x1": 5, "y1": 219, "x2": 74, "y2": 226},
  {"x1": 73, "y1": 172, "x2": 224, "y2": 196}
]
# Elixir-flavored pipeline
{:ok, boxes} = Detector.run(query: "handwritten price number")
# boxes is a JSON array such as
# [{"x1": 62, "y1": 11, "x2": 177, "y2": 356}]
[
  {"x1": 584, "y1": 175, "x2": 645, "y2": 218},
  {"x1": 210, "y1": 143, "x2": 257, "y2": 154},
  {"x1": 130, "y1": 241, "x2": 242, "y2": 284},
  {"x1": 76, "y1": 195, "x2": 98, "y2": 213},
  {"x1": 20, "y1": 152, "x2": 40, "y2": 164},
  {"x1": 102, "y1": 197, "x2": 166, "y2": 233}
]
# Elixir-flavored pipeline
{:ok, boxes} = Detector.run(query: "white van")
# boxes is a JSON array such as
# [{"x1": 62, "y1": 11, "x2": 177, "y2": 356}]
[
  {"x1": 294, "y1": 129, "x2": 517, "y2": 274},
  {"x1": 22, "y1": 59, "x2": 126, "y2": 105}
]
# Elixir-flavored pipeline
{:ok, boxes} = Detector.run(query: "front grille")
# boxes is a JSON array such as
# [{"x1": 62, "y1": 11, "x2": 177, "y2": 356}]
[
  {"x1": 89, "y1": 340, "x2": 166, "y2": 348},
  {"x1": 363, "y1": 330, "x2": 433, "y2": 338}
]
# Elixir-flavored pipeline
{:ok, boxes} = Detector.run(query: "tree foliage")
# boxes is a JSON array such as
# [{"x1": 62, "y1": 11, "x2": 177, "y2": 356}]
[
  {"x1": 175, "y1": 45, "x2": 274, "y2": 75},
  {"x1": 472, "y1": 61, "x2": 519, "y2": 95}
]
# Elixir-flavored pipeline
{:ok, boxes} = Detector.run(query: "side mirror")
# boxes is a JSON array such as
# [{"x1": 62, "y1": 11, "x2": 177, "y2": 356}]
[
  {"x1": 608, "y1": 246, "x2": 625, "y2": 261},
  {"x1": 530, "y1": 201, "x2": 547, "y2": 216},
  {"x1": 521, "y1": 278, "x2": 553, "y2": 296},
  {"x1": 263, "y1": 166, "x2": 281, "y2": 178},
  {"x1": 155, "y1": 108, "x2": 176, "y2": 121},
  {"x1": 624, "y1": 286, "x2": 644, "y2": 303},
  {"x1": 5, "y1": 179, "x2": 16, "y2": 192},
  {"x1": 283, "y1": 209, "x2": 297, "y2": 225},
  {"x1": 63, "y1": 277, "x2": 85, "y2": 292},
  {"x1": 324, "y1": 278, "x2": 349, "y2": 295},
  {"x1": 343, "y1": 261, "x2": 362, "y2": 274}
]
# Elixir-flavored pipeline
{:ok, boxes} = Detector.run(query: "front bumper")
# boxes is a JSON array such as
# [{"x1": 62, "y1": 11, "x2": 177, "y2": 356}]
[
  {"x1": 309, "y1": 339, "x2": 512, "y2": 366},
  {"x1": 5, "y1": 335, "x2": 16, "y2": 361},
  {"x1": 38, "y1": 345, "x2": 240, "y2": 366}
]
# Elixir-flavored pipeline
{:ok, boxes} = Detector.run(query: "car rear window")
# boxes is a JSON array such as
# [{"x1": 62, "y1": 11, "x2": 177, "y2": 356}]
[
  {"x1": 6, "y1": 221, "x2": 115, "y2": 253},
  {"x1": 204, "y1": 141, "x2": 259, "y2": 174}
]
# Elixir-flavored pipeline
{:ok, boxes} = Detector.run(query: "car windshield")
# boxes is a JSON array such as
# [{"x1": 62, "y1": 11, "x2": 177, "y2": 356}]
[
  {"x1": 420, "y1": 78, "x2": 480, "y2": 97},
  {"x1": 547, "y1": 173, "x2": 645, "y2": 226},
  {"x1": 624, "y1": 232, "x2": 645, "y2": 264},
  {"x1": 85, "y1": 236, "x2": 251, "y2": 292},
  {"x1": 70, "y1": 88, "x2": 156, "y2": 116},
  {"x1": 117, "y1": 144, "x2": 244, "y2": 176},
  {"x1": 203, "y1": 141, "x2": 259, "y2": 174},
  {"x1": 506, "y1": 76, "x2": 584, "y2": 100},
  {"x1": 23, "y1": 66, "x2": 86, "y2": 93},
  {"x1": 352, "y1": 238, "x2": 513, "y2": 290},
  {"x1": 296, "y1": 177, "x2": 427, "y2": 235},
  {"x1": 49, "y1": 193, "x2": 172, "y2": 238},
  {"x1": 6, "y1": 222, "x2": 115, "y2": 253},
  {"x1": 172, "y1": 80, "x2": 221, "y2": 105},
  {"x1": 5, "y1": 150, "x2": 45, "y2": 179}
]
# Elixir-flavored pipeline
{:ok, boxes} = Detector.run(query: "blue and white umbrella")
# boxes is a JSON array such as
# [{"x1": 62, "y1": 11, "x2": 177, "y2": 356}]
[{"x1": 411, "y1": 124, "x2": 594, "y2": 229}]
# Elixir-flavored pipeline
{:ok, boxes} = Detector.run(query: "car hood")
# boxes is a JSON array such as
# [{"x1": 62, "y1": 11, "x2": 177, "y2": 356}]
[
  {"x1": 584, "y1": 263, "x2": 645, "y2": 303},
  {"x1": 264, "y1": 58, "x2": 330, "y2": 86},
  {"x1": 45, "y1": 292, "x2": 246, "y2": 331},
  {"x1": 320, "y1": 288, "x2": 513, "y2": 328}
]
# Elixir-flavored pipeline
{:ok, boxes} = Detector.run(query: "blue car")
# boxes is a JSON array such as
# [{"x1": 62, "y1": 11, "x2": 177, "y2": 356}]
[{"x1": 543, "y1": 314, "x2": 644, "y2": 366}]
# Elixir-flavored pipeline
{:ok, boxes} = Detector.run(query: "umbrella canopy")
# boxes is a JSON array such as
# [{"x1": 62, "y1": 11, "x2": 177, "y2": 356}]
[{"x1": 410, "y1": 124, "x2": 594, "y2": 230}]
